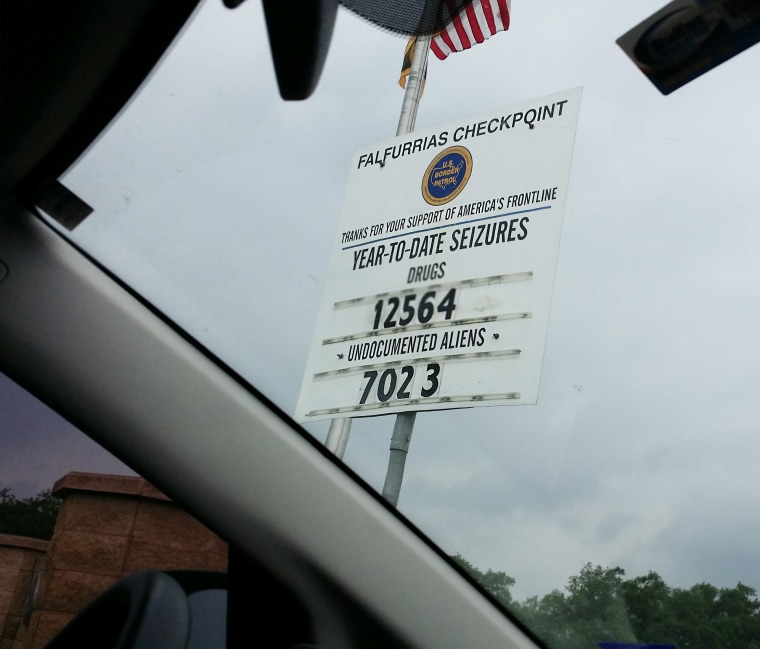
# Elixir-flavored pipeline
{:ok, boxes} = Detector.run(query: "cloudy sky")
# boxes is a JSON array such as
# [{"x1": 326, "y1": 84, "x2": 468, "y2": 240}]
[{"x1": 4, "y1": 0, "x2": 760, "y2": 602}]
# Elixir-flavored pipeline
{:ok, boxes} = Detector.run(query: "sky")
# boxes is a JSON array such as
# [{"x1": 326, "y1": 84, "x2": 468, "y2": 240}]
[{"x1": 3, "y1": 0, "x2": 760, "y2": 603}]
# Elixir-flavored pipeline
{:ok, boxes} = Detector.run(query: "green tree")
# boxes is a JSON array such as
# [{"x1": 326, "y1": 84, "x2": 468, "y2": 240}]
[
  {"x1": 668, "y1": 581, "x2": 760, "y2": 649},
  {"x1": 518, "y1": 564, "x2": 760, "y2": 649},
  {"x1": 620, "y1": 570, "x2": 676, "y2": 643},
  {"x1": 713, "y1": 582, "x2": 760, "y2": 649},
  {"x1": 450, "y1": 553, "x2": 515, "y2": 606},
  {"x1": 0, "y1": 487, "x2": 62, "y2": 540},
  {"x1": 519, "y1": 564, "x2": 636, "y2": 649},
  {"x1": 563, "y1": 564, "x2": 636, "y2": 647},
  {"x1": 447, "y1": 556, "x2": 760, "y2": 649},
  {"x1": 518, "y1": 589, "x2": 576, "y2": 648}
]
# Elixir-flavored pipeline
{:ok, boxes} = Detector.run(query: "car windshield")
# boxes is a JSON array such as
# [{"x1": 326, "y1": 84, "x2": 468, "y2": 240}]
[{"x1": 27, "y1": 0, "x2": 760, "y2": 645}]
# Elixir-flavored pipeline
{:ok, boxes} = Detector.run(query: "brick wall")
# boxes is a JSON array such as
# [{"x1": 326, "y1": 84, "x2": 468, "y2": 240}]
[
  {"x1": 1, "y1": 472, "x2": 227, "y2": 649},
  {"x1": 0, "y1": 536, "x2": 47, "y2": 649}
]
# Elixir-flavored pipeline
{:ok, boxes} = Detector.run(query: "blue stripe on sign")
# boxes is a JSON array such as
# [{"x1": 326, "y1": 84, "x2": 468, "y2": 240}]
[{"x1": 341, "y1": 205, "x2": 551, "y2": 251}]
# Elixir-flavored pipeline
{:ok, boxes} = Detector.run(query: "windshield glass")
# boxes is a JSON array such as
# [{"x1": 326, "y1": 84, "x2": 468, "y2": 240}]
[{"x1": 39, "y1": 0, "x2": 760, "y2": 645}]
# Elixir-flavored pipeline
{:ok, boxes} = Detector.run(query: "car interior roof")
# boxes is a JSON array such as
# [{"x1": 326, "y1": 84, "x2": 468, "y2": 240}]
[{"x1": 0, "y1": 0, "x2": 201, "y2": 200}]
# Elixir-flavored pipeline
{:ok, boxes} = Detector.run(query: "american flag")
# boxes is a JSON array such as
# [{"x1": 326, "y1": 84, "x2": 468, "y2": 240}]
[{"x1": 430, "y1": 0, "x2": 511, "y2": 60}]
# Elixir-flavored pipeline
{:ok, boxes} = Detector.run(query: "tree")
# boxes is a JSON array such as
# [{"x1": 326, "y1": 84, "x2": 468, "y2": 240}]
[
  {"x1": 518, "y1": 564, "x2": 637, "y2": 649},
  {"x1": 563, "y1": 564, "x2": 636, "y2": 646},
  {"x1": 518, "y1": 589, "x2": 576, "y2": 648},
  {"x1": 0, "y1": 487, "x2": 62, "y2": 540},
  {"x1": 517, "y1": 563, "x2": 760, "y2": 649},
  {"x1": 450, "y1": 553, "x2": 515, "y2": 606},
  {"x1": 439, "y1": 555, "x2": 760, "y2": 649},
  {"x1": 620, "y1": 570, "x2": 676, "y2": 643},
  {"x1": 667, "y1": 581, "x2": 760, "y2": 649},
  {"x1": 713, "y1": 582, "x2": 760, "y2": 649}
]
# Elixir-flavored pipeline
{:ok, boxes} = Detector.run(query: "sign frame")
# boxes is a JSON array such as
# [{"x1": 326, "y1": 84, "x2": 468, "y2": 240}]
[{"x1": 296, "y1": 88, "x2": 582, "y2": 423}]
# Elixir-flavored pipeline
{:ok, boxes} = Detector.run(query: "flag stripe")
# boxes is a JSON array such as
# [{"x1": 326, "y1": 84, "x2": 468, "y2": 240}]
[
  {"x1": 431, "y1": 0, "x2": 511, "y2": 60},
  {"x1": 449, "y1": 0, "x2": 472, "y2": 51},
  {"x1": 465, "y1": 2, "x2": 485, "y2": 43},
  {"x1": 482, "y1": 0, "x2": 497, "y2": 35},
  {"x1": 430, "y1": 39, "x2": 447, "y2": 60},
  {"x1": 438, "y1": 25, "x2": 458, "y2": 57},
  {"x1": 496, "y1": 0, "x2": 511, "y2": 30}
]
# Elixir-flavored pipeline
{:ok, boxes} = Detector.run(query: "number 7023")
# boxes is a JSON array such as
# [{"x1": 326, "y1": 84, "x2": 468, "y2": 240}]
[{"x1": 359, "y1": 363, "x2": 441, "y2": 405}]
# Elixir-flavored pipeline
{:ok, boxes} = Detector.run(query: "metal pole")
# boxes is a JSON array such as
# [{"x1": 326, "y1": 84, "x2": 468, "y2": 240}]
[
  {"x1": 381, "y1": 411, "x2": 416, "y2": 507},
  {"x1": 396, "y1": 34, "x2": 431, "y2": 136},
  {"x1": 325, "y1": 417, "x2": 352, "y2": 459},
  {"x1": 380, "y1": 34, "x2": 431, "y2": 508},
  {"x1": 325, "y1": 35, "x2": 431, "y2": 468}
]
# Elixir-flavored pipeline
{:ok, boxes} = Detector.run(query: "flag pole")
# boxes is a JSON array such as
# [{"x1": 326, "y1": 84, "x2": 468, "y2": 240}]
[
  {"x1": 396, "y1": 34, "x2": 431, "y2": 136},
  {"x1": 326, "y1": 35, "x2": 431, "y2": 506},
  {"x1": 380, "y1": 33, "x2": 432, "y2": 507}
]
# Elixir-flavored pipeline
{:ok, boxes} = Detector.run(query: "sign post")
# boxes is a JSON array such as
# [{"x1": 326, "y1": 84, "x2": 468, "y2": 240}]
[
  {"x1": 378, "y1": 34, "x2": 431, "y2": 506},
  {"x1": 324, "y1": 34, "x2": 431, "y2": 471}
]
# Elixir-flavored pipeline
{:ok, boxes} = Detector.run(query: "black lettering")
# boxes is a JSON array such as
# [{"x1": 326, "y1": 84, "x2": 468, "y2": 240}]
[
  {"x1": 496, "y1": 221, "x2": 509, "y2": 243},
  {"x1": 398, "y1": 366, "x2": 413, "y2": 399},
  {"x1": 484, "y1": 222, "x2": 496, "y2": 245},
  {"x1": 449, "y1": 229, "x2": 461, "y2": 251},
  {"x1": 508, "y1": 219, "x2": 517, "y2": 242},
  {"x1": 518, "y1": 217, "x2": 529, "y2": 240},
  {"x1": 460, "y1": 227, "x2": 471, "y2": 249}
]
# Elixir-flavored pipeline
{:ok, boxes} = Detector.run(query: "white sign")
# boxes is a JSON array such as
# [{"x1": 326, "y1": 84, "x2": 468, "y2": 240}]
[{"x1": 296, "y1": 88, "x2": 582, "y2": 423}]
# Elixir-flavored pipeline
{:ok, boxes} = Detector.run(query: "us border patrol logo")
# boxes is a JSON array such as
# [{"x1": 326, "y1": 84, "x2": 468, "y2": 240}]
[{"x1": 422, "y1": 146, "x2": 473, "y2": 206}]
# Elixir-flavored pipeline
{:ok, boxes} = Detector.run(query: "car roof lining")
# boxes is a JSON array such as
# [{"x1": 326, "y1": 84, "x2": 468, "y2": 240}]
[{"x1": 0, "y1": 0, "x2": 201, "y2": 200}]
